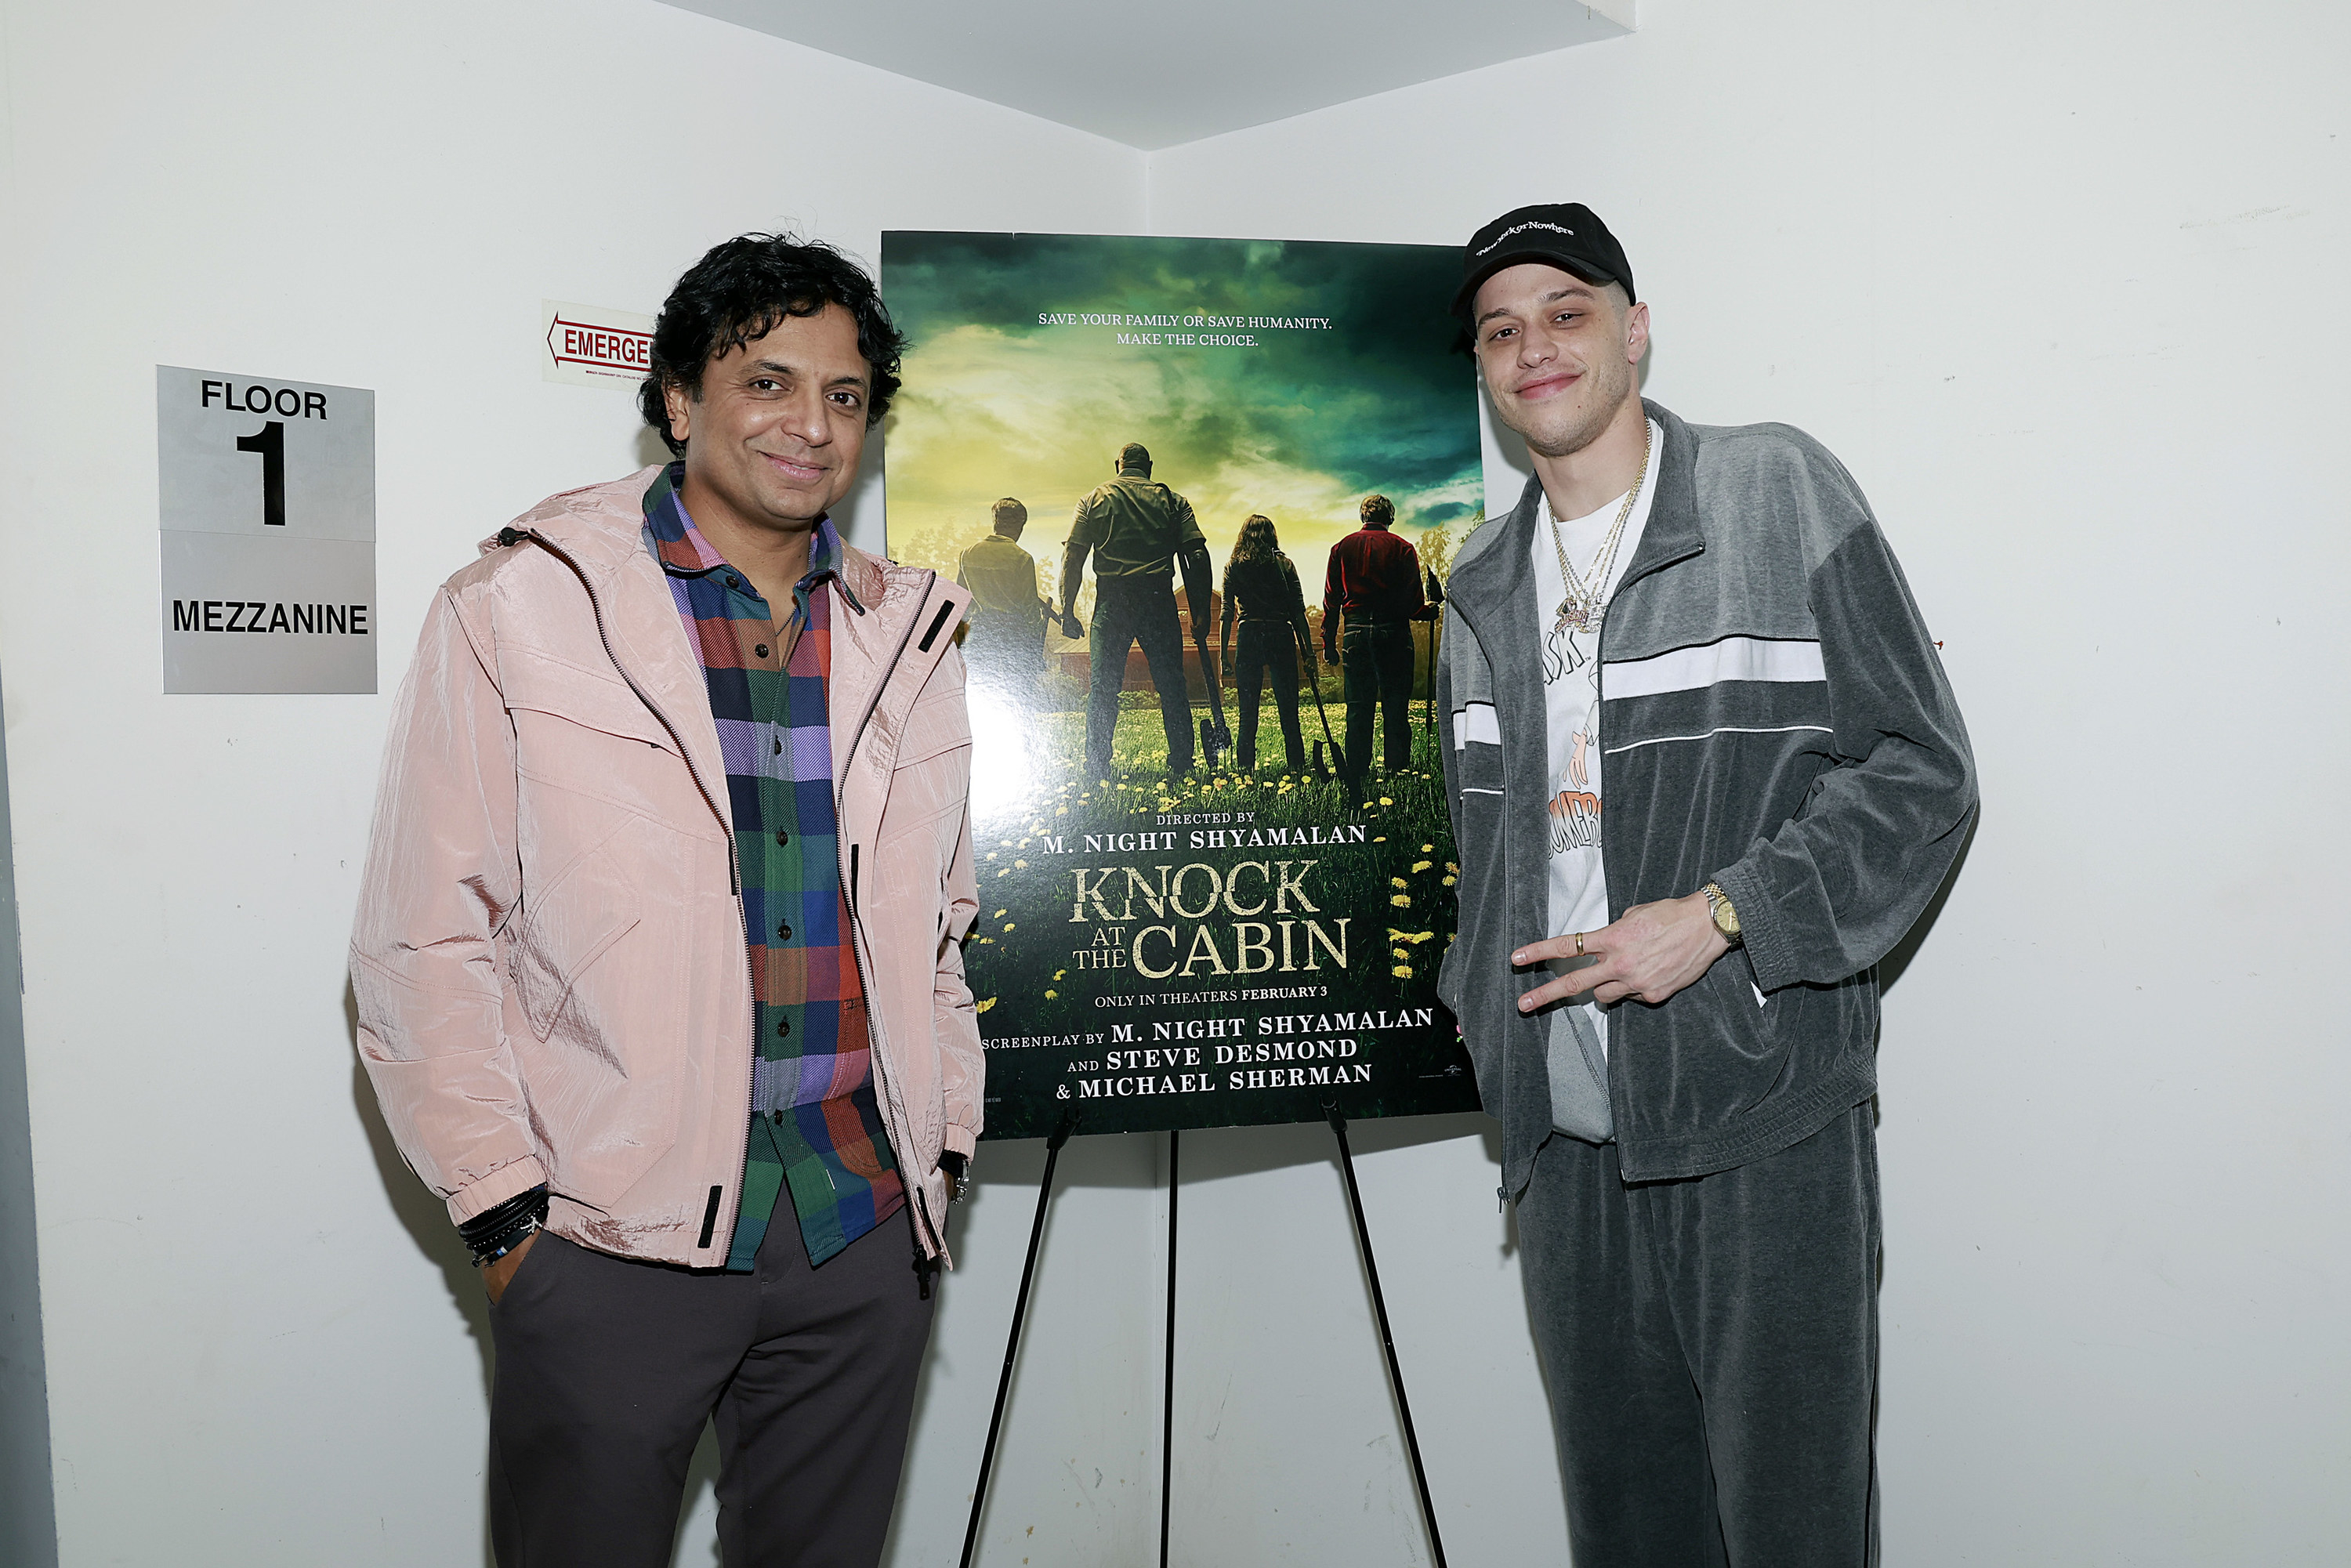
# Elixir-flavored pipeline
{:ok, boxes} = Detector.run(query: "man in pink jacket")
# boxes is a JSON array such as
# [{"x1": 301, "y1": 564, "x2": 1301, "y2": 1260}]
[{"x1": 351, "y1": 234, "x2": 983, "y2": 1567}]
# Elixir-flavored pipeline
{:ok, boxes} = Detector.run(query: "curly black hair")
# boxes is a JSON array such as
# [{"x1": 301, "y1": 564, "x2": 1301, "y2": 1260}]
[{"x1": 639, "y1": 233, "x2": 907, "y2": 454}]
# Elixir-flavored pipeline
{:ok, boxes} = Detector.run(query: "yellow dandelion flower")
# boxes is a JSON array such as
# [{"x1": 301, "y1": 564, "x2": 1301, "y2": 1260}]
[
  {"x1": 1442, "y1": 875, "x2": 1457, "y2": 886},
  {"x1": 1014, "y1": 860, "x2": 1029, "y2": 869},
  {"x1": 1053, "y1": 969, "x2": 1067, "y2": 981},
  {"x1": 1392, "y1": 947, "x2": 1410, "y2": 960},
  {"x1": 1373, "y1": 835, "x2": 1387, "y2": 842},
  {"x1": 1421, "y1": 843, "x2": 1435, "y2": 853},
  {"x1": 1390, "y1": 877, "x2": 1408, "y2": 889},
  {"x1": 976, "y1": 997, "x2": 997, "y2": 1012},
  {"x1": 1004, "y1": 922, "x2": 1016, "y2": 932},
  {"x1": 1379, "y1": 796, "x2": 1393, "y2": 806},
  {"x1": 996, "y1": 867, "x2": 1010, "y2": 877},
  {"x1": 1045, "y1": 989, "x2": 1058, "y2": 999},
  {"x1": 1390, "y1": 893, "x2": 1411, "y2": 907},
  {"x1": 1411, "y1": 860, "x2": 1433, "y2": 873},
  {"x1": 1391, "y1": 964, "x2": 1413, "y2": 978},
  {"x1": 993, "y1": 909, "x2": 1009, "y2": 918}
]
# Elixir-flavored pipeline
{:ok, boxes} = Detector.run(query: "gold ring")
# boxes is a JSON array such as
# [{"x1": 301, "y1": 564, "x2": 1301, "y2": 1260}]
[{"x1": 1573, "y1": 931, "x2": 1585, "y2": 957}]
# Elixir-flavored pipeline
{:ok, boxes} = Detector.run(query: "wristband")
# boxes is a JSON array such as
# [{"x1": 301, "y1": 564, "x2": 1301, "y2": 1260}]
[
  {"x1": 459, "y1": 1185, "x2": 549, "y2": 1266},
  {"x1": 940, "y1": 1150, "x2": 973, "y2": 1203},
  {"x1": 470, "y1": 1218, "x2": 540, "y2": 1268}
]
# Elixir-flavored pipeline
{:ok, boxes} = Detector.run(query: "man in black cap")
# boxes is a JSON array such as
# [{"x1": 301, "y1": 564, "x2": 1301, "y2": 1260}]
[
  {"x1": 1433, "y1": 202, "x2": 1976, "y2": 1564},
  {"x1": 1060, "y1": 443, "x2": 1215, "y2": 779}
]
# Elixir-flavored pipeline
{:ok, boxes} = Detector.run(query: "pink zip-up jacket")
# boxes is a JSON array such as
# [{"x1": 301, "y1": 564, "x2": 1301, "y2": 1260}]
[{"x1": 350, "y1": 469, "x2": 982, "y2": 1266}]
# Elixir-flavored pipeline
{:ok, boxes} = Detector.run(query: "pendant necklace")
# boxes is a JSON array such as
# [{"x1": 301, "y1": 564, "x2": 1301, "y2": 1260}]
[{"x1": 1549, "y1": 421, "x2": 1652, "y2": 638}]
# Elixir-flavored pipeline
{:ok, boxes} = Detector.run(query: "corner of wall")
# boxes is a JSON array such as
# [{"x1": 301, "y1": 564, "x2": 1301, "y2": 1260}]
[{"x1": 0, "y1": 668, "x2": 60, "y2": 1568}]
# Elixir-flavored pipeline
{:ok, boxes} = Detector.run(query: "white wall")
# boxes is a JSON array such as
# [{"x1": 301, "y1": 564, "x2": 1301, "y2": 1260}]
[
  {"x1": 6, "y1": 1, "x2": 2346, "y2": 1564},
  {"x1": 0, "y1": 2, "x2": 1146, "y2": 1563},
  {"x1": 1147, "y1": 1, "x2": 2351, "y2": 1563}
]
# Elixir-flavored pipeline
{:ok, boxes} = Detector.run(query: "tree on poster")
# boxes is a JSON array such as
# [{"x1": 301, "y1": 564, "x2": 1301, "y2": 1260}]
[{"x1": 882, "y1": 232, "x2": 1486, "y2": 1138}]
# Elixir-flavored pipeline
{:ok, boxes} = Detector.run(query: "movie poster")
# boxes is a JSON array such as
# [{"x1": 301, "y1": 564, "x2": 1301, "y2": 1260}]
[{"x1": 882, "y1": 232, "x2": 1484, "y2": 1139}]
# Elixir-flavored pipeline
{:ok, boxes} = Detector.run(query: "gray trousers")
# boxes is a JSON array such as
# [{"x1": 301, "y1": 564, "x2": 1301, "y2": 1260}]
[
  {"x1": 1517, "y1": 1105, "x2": 1881, "y2": 1566},
  {"x1": 487, "y1": 1212, "x2": 936, "y2": 1568}
]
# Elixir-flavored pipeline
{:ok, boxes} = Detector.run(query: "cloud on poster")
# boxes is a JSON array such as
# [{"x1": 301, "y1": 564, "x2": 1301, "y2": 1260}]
[{"x1": 882, "y1": 233, "x2": 1482, "y2": 578}]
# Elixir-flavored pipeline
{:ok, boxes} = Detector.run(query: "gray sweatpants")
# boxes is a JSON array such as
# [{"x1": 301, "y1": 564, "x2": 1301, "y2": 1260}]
[
  {"x1": 1517, "y1": 1104, "x2": 1881, "y2": 1566},
  {"x1": 486, "y1": 1212, "x2": 936, "y2": 1568}
]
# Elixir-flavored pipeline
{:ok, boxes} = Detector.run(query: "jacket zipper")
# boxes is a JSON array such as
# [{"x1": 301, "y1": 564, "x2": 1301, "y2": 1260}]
[
  {"x1": 513, "y1": 527, "x2": 756, "y2": 1257},
  {"x1": 834, "y1": 571, "x2": 951, "y2": 1260}
]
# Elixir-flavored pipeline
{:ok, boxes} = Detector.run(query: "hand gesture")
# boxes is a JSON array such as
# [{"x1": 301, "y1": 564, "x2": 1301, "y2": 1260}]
[{"x1": 1512, "y1": 892, "x2": 1729, "y2": 1012}]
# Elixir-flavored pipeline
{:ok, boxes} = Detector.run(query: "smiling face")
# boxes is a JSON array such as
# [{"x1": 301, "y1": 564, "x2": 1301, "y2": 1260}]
[
  {"x1": 661, "y1": 303, "x2": 871, "y2": 537},
  {"x1": 1471, "y1": 262, "x2": 1649, "y2": 461}
]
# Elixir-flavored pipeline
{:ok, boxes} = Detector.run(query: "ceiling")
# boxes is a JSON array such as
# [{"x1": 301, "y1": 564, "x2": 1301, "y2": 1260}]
[{"x1": 657, "y1": 0, "x2": 1636, "y2": 151}]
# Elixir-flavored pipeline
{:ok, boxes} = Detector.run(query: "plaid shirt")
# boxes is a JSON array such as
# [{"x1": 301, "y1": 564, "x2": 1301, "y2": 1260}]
[{"x1": 642, "y1": 464, "x2": 903, "y2": 1270}]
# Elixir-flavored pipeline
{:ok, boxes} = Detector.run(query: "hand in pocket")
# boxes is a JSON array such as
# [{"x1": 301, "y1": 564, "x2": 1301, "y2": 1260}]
[{"x1": 482, "y1": 1230, "x2": 541, "y2": 1305}]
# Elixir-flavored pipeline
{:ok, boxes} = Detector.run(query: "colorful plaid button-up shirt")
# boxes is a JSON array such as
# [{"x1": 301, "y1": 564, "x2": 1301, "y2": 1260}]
[{"x1": 641, "y1": 463, "x2": 904, "y2": 1270}]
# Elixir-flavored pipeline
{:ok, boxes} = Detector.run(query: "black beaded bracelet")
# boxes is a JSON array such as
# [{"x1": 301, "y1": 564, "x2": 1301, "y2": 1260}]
[
  {"x1": 459, "y1": 1185, "x2": 549, "y2": 1266},
  {"x1": 470, "y1": 1217, "x2": 540, "y2": 1268}
]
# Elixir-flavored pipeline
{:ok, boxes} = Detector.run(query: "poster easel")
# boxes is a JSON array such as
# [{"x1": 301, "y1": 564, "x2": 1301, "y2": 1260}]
[{"x1": 957, "y1": 1108, "x2": 1448, "y2": 1568}]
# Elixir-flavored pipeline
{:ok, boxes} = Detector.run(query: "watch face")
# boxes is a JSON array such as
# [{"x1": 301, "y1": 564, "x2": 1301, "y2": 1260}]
[{"x1": 1708, "y1": 892, "x2": 1740, "y2": 939}]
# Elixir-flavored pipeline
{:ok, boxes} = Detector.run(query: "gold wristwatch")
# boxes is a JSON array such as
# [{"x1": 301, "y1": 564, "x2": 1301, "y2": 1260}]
[{"x1": 1701, "y1": 882, "x2": 1743, "y2": 947}]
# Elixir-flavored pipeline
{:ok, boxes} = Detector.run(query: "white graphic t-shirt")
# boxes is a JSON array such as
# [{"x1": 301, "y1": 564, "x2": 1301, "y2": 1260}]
[{"x1": 1529, "y1": 418, "x2": 1663, "y2": 1062}]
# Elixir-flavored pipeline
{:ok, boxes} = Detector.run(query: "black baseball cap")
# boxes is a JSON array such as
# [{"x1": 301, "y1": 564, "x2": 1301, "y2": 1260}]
[{"x1": 1453, "y1": 203, "x2": 1636, "y2": 321}]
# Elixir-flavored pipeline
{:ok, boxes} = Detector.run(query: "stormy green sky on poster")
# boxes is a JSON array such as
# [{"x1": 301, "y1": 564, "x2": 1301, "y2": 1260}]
[{"x1": 880, "y1": 233, "x2": 1482, "y2": 586}]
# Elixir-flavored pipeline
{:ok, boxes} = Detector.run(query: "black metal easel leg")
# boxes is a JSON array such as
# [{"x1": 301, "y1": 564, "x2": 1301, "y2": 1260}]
[
  {"x1": 958, "y1": 1112, "x2": 1074, "y2": 1568},
  {"x1": 1326, "y1": 1107, "x2": 1448, "y2": 1568},
  {"x1": 1159, "y1": 1127, "x2": 1179, "y2": 1568}
]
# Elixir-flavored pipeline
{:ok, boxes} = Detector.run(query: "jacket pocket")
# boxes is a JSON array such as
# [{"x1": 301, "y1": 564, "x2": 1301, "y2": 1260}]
[
  {"x1": 502, "y1": 646, "x2": 679, "y2": 752},
  {"x1": 878, "y1": 692, "x2": 973, "y2": 849},
  {"x1": 893, "y1": 686, "x2": 974, "y2": 770},
  {"x1": 504, "y1": 817, "x2": 689, "y2": 1207},
  {"x1": 509, "y1": 824, "x2": 642, "y2": 1041},
  {"x1": 504, "y1": 650, "x2": 715, "y2": 837}
]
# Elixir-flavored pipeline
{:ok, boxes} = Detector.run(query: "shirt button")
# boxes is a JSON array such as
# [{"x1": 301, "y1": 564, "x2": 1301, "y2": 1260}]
[
  {"x1": 755, "y1": 643, "x2": 770, "y2": 658},
  {"x1": 776, "y1": 922, "x2": 793, "y2": 941},
  {"x1": 770, "y1": 1110, "x2": 784, "y2": 1124},
  {"x1": 777, "y1": 1018, "x2": 792, "y2": 1037},
  {"x1": 775, "y1": 830, "x2": 790, "y2": 846},
  {"x1": 773, "y1": 740, "x2": 782, "y2": 755}
]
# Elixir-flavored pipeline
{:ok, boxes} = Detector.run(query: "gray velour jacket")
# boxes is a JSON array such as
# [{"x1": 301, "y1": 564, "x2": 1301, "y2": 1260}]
[{"x1": 1435, "y1": 400, "x2": 1976, "y2": 1197}]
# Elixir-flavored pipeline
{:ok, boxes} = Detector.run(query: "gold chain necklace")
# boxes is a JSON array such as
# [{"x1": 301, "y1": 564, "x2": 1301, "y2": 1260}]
[{"x1": 1548, "y1": 419, "x2": 1652, "y2": 637}]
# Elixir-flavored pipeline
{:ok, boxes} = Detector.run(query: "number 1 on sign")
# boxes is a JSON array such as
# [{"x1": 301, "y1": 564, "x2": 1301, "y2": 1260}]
[{"x1": 236, "y1": 419, "x2": 286, "y2": 527}]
